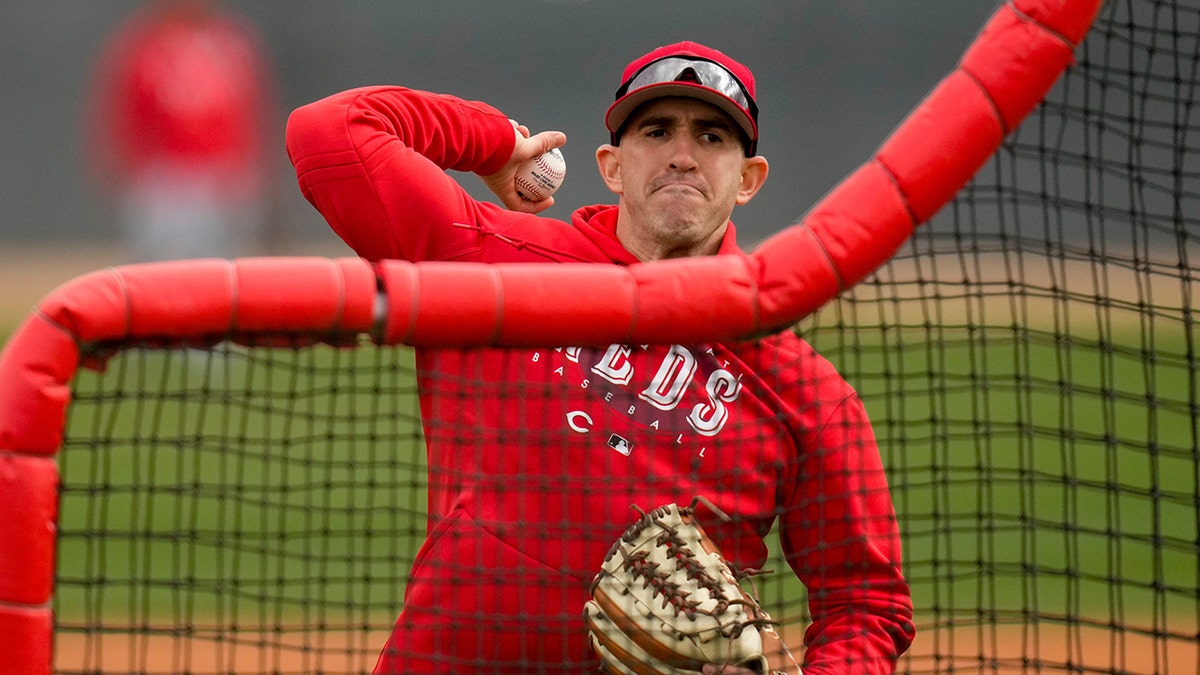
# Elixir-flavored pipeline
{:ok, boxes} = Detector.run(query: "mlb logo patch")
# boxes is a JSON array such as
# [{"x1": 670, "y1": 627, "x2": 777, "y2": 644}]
[{"x1": 607, "y1": 434, "x2": 633, "y2": 456}]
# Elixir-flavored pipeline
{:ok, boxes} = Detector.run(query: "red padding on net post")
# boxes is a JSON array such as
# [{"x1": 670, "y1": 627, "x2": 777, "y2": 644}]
[
  {"x1": 491, "y1": 263, "x2": 639, "y2": 346},
  {"x1": 623, "y1": 255, "x2": 759, "y2": 344},
  {"x1": 382, "y1": 261, "x2": 503, "y2": 346},
  {"x1": 231, "y1": 257, "x2": 378, "y2": 334},
  {"x1": 803, "y1": 161, "x2": 916, "y2": 288},
  {"x1": 34, "y1": 257, "x2": 380, "y2": 347},
  {"x1": 877, "y1": 0, "x2": 1100, "y2": 225},
  {"x1": 121, "y1": 260, "x2": 238, "y2": 338},
  {"x1": 0, "y1": 604, "x2": 51, "y2": 675},
  {"x1": 377, "y1": 258, "x2": 763, "y2": 347},
  {"x1": 748, "y1": 161, "x2": 914, "y2": 332},
  {"x1": 0, "y1": 316, "x2": 79, "y2": 455},
  {"x1": 0, "y1": 452, "x2": 57, "y2": 675},
  {"x1": 745, "y1": 225, "x2": 845, "y2": 333},
  {"x1": 375, "y1": 260, "x2": 417, "y2": 343},
  {"x1": 962, "y1": 3, "x2": 1090, "y2": 134},
  {"x1": 0, "y1": 454, "x2": 58, "y2": 605},
  {"x1": 1013, "y1": 0, "x2": 1104, "y2": 45},
  {"x1": 35, "y1": 261, "x2": 235, "y2": 344},
  {"x1": 104, "y1": 258, "x2": 378, "y2": 339},
  {"x1": 875, "y1": 70, "x2": 1005, "y2": 225},
  {"x1": 379, "y1": 260, "x2": 640, "y2": 347}
]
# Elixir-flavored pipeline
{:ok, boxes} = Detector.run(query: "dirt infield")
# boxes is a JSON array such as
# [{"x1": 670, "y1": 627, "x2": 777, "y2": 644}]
[
  {"x1": 48, "y1": 622, "x2": 1199, "y2": 673},
  {"x1": 52, "y1": 629, "x2": 392, "y2": 674},
  {"x1": 904, "y1": 622, "x2": 1199, "y2": 674}
]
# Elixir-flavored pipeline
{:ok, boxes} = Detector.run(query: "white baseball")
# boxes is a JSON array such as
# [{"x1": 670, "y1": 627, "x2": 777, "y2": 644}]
[{"x1": 514, "y1": 147, "x2": 566, "y2": 202}]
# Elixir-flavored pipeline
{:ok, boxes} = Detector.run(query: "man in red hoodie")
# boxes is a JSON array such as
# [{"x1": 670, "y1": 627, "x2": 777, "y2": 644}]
[
  {"x1": 86, "y1": 0, "x2": 276, "y2": 261},
  {"x1": 287, "y1": 41, "x2": 914, "y2": 674}
]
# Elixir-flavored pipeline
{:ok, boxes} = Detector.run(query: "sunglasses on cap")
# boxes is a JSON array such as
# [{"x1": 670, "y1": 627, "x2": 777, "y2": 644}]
[
  {"x1": 608, "y1": 54, "x2": 759, "y2": 155},
  {"x1": 615, "y1": 56, "x2": 758, "y2": 118}
]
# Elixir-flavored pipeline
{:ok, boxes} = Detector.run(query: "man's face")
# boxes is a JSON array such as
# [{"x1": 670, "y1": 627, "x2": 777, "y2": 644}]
[{"x1": 598, "y1": 97, "x2": 766, "y2": 261}]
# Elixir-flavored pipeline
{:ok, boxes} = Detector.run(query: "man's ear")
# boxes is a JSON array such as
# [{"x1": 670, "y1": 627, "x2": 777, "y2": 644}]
[
  {"x1": 735, "y1": 155, "x2": 769, "y2": 206},
  {"x1": 595, "y1": 144, "x2": 623, "y2": 195}
]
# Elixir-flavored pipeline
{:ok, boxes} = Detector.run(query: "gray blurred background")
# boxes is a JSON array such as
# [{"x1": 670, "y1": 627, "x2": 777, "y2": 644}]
[{"x1": 0, "y1": 1, "x2": 996, "y2": 256}]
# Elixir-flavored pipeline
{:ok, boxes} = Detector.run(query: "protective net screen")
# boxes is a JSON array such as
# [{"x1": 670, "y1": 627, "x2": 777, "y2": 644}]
[
  {"x1": 48, "y1": 0, "x2": 1198, "y2": 673},
  {"x1": 56, "y1": 342, "x2": 427, "y2": 673},
  {"x1": 795, "y1": 0, "x2": 1198, "y2": 670},
  {"x1": 57, "y1": 340, "x2": 841, "y2": 673}
]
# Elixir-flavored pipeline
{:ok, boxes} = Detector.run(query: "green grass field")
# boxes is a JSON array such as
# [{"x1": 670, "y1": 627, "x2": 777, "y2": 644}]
[
  {"x1": 811, "y1": 320, "x2": 1198, "y2": 629},
  {"x1": 53, "y1": 343, "x2": 428, "y2": 629}
]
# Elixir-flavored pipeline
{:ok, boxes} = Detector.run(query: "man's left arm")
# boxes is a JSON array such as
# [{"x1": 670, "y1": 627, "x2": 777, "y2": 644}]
[{"x1": 780, "y1": 391, "x2": 916, "y2": 675}]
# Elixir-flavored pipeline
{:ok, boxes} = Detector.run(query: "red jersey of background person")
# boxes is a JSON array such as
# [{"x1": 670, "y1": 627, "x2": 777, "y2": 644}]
[
  {"x1": 87, "y1": 0, "x2": 272, "y2": 196},
  {"x1": 287, "y1": 80, "x2": 914, "y2": 673}
]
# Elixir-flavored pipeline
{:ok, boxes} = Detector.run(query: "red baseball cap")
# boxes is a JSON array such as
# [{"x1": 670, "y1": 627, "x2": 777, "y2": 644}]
[{"x1": 605, "y1": 41, "x2": 759, "y2": 155}]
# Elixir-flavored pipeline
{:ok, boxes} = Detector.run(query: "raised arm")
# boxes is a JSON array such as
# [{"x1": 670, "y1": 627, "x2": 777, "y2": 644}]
[{"x1": 285, "y1": 86, "x2": 522, "y2": 261}]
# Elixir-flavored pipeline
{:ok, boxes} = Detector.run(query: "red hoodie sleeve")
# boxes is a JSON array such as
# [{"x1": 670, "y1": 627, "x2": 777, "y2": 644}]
[
  {"x1": 773, "y1": 345, "x2": 915, "y2": 674},
  {"x1": 285, "y1": 86, "x2": 517, "y2": 261}
]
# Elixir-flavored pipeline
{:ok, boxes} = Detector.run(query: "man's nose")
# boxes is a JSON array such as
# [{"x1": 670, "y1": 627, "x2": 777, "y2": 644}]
[{"x1": 667, "y1": 135, "x2": 699, "y2": 170}]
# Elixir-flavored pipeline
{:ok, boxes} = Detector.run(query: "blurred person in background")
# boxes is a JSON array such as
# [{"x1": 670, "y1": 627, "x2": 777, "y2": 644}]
[{"x1": 84, "y1": 0, "x2": 277, "y2": 262}]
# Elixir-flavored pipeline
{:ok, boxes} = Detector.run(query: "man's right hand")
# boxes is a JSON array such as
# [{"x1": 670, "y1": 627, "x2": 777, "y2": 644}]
[{"x1": 480, "y1": 120, "x2": 566, "y2": 214}]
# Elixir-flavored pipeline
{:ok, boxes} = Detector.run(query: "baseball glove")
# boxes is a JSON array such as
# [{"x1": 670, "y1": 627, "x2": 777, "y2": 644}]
[{"x1": 583, "y1": 499, "x2": 801, "y2": 674}]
